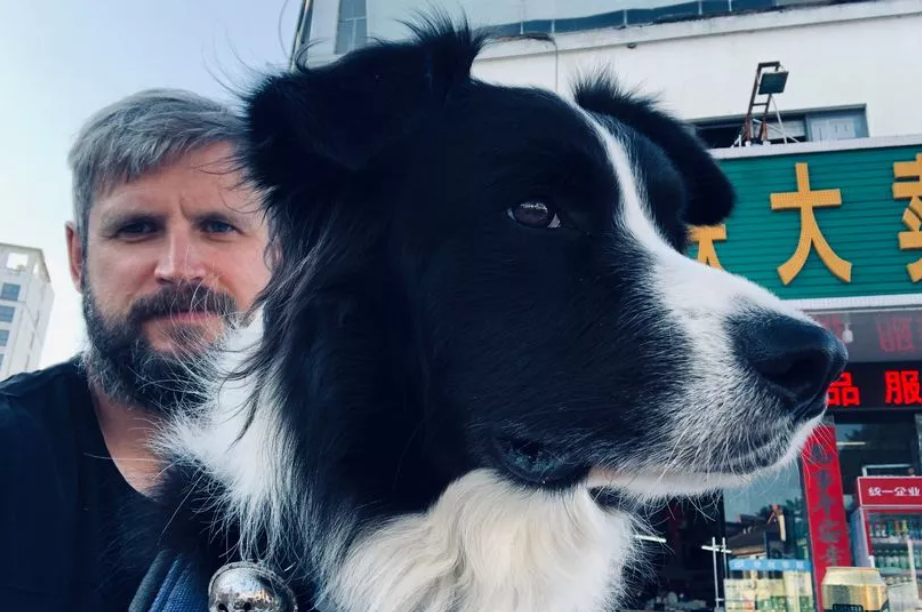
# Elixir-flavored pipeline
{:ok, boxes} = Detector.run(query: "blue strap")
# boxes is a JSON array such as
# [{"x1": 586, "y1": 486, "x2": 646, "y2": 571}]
[
  {"x1": 149, "y1": 554, "x2": 208, "y2": 611},
  {"x1": 131, "y1": 551, "x2": 209, "y2": 612}
]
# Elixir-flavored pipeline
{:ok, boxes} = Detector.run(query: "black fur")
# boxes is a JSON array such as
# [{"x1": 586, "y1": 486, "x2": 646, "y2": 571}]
[
  {"x1": 145, "y1": 20, "x2": 834, "y2": 612},
  {"x1": 574, "y1": 75, "x2": 735, "y2": 227}
]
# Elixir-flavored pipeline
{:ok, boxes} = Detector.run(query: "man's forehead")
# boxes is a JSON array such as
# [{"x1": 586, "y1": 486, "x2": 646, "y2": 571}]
[{"x1": 90, "y1": 169, "x2": 259, "y2": 223}]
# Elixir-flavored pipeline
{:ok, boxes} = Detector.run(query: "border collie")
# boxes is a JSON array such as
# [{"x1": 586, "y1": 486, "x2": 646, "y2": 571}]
[{"x1": 157, "y1": 21, "x2": 847, "y2": 612}]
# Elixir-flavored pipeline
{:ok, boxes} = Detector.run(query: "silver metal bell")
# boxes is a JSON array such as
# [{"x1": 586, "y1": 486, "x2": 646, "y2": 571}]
[{"x1": 208, "y1": 561, "x2": 298, "y2": 612}]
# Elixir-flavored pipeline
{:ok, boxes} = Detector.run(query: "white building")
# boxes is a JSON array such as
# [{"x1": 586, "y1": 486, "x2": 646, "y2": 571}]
[
  {"x1": 295, "y1": 0, "x2": 922, "y2": 146},
  {"x1": 0, "y1": 243, "x2": 54, "y2": 380}
]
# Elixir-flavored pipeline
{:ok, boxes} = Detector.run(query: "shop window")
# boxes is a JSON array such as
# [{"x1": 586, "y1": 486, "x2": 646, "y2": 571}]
[
  {"x1": 724, "y1": 462, "x2": 812, "y2": 563},
  {"x1": 630, "y1": 462, "x2": 813, "y2": 611},
  {"x1": 321, "y1": 0, "x2": 883, "y2": 56},
  {"x1": 806, "y1": 110, "x2": 868, "y2": 142},
  {"x1": 0, "y1": 305, "x2": 14, "y2": 323},
  {"x1": 721, "y1": 462, "x2": 814, "y2": 609},
  {"x1": 632, "y1": 496, "x2": 724, "y2": 609},
  {"x1": 694, "y1": 115, "x2": 806, "y2": 148},
  {"x1": 694, "y1": 108, "x2": 867, "y2": 149},
  {"x1": 0, "y1": 283, "x2": 20, "y2": 301},
  {"x1": 836, "y1": 415, "x2": 920, "y2": 510}
]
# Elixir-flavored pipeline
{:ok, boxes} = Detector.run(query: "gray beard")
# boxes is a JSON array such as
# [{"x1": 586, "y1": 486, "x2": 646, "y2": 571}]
[
  {"x1": 79, "y1": 335, "x2": 213, "y2": 415},
  {"x1": 79, "y1": 279, "x2": 233, "y2": 414}
]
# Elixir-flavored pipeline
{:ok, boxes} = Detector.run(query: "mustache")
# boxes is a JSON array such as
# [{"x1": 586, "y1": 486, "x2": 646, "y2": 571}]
[{"x1": 127, "y1": 284, "x2": 238, "y2": 326}]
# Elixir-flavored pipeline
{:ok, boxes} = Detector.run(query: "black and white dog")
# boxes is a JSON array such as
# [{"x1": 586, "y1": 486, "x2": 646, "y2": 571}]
[{"x1": 157, "y1": 21, "x2": 846, "y2": 612}]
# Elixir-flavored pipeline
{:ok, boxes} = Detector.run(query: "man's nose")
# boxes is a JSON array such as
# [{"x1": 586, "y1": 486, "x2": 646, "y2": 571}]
[{"x1": 154, "y1": 231, "x2": 207, "y2": 284}]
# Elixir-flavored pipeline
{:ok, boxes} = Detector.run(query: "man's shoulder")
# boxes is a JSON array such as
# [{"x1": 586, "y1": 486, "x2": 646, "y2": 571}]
[
  {"x1": 0, "y1": 359, "x2": 86, "y2": 437},
  {"x1": 0, "y1": 359, "x2": 83, "y2": 401},
  {"x1": 0, "y1": 360, "x2": 92, "y2": 605}
]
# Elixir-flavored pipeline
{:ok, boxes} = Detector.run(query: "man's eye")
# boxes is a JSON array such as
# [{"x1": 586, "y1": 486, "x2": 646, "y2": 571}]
[
  {"x1": 203, "y1": 220, "x2": 237, "y2": 234},
  {"x1": 118, "y1": 222, "x2": 157, "y2": 236}
]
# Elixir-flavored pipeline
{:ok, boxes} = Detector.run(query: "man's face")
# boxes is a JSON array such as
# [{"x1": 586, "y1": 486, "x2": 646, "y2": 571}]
[{"x1": 67, "y1": 142, "x2": 271, "y2": 410}]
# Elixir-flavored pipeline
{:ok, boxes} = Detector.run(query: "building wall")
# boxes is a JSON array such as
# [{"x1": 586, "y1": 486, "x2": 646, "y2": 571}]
[
  {"x1": 305, "y1": 0, "x2": 922, "y2": 137},
  {"x1": 0, "y1": 244, "x2": 54, "y2": 380},
  {"x1": 468, "y1": 0, "x2": 922, "y2": 135}
]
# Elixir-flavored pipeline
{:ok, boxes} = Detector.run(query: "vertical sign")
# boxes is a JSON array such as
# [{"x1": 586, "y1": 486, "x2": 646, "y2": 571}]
[{"x1": 802, "y1": 424, "x2": 852, "y2": 610}]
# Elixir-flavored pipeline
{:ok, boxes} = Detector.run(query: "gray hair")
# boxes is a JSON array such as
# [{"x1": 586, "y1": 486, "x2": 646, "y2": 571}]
[{"x1": 68, "y1": 88, "x2": 246, "y2": 244}]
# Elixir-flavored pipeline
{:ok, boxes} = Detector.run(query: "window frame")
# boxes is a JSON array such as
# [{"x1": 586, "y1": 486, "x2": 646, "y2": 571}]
[{"x1": 0, "y1": 283, "x2": 21, "y2": 301}]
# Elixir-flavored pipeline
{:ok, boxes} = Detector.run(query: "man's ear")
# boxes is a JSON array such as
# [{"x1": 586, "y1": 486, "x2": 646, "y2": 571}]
[
  {"x1": 243, "y1": 20, "x2": 483, "y2": 210},
  {"x1": 574, "y1": 76, "x2": 735, "y2": 227},
  {"x1": 65, "y1": 222, "x2": 84, "y2": 293}
]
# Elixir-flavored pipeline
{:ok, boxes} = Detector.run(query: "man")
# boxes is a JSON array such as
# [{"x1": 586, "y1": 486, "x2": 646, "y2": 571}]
[{"x1": 0, "y1": 89, "x2": 272, "y2": 611}]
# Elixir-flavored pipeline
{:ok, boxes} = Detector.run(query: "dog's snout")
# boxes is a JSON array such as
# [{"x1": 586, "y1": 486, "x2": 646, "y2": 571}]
[{"x1": 734, "y1": 315, "x2": 847, "y2": 416}]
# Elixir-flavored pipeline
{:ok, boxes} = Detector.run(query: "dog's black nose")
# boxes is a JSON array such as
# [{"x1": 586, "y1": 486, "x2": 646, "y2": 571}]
[{"x1": 734, "y1": 314, "x2": 847, "y2": 417}]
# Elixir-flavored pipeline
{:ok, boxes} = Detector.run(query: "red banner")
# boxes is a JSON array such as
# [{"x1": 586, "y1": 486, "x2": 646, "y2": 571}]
[
  {"x1": 857, "y1": 476, "x2": 922, "y2": 507},
  {"x1": 802, "y1": 425, "x2": 852, "y2": 610}
]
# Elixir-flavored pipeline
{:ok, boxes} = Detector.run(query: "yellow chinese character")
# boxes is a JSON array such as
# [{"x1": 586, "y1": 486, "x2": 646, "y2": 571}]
[
  {"x1": 771, "y1": 163, "x2": 852, "y2": 285},
  {"x1": 894, "y1": 153, "x2": 922, "y2": 282},
  {"x1": 689, "y1": 225, "x2": 727, "y2": 270}
]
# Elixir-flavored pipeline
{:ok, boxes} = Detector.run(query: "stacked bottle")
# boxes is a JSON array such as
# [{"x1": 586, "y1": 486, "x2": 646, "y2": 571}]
[
  {"x1": 869, "y1": 517, "x2": 922, "y2": 540},
  {"x1": 874, "y1": 549, "x2": 921, "y2": 570}
]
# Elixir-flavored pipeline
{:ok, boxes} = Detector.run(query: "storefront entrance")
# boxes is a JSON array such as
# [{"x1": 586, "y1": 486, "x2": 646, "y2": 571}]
[
  {"x1": 628, "y1": 461, "x2": 812, "y2": 612},
  {"x1": 628, "y1": 307, "x2": 922, "y2": 612},
  {"x1": 642, "y1": 137, "x2": 922, "y2": 610},
  {"x1": 630, "y1": 498, "x2": 725, "y2": 611}
]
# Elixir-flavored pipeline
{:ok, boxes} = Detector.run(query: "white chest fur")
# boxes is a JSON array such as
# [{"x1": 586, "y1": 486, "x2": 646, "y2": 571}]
[{"x1": 322, "y1": 470, "x2": 636, "y2": 612}]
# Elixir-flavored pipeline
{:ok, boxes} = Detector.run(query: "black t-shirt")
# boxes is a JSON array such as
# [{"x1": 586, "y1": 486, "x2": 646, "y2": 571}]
[{"x1": 0, "y1": 360, "x2": 158, "y2": 611}]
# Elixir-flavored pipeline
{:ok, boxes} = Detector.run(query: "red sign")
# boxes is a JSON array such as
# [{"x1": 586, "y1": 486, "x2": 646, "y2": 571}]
[
  {"x1": 825, "y1": 362, "x2": 922, "y2": 410},
  {"x1": 827, "y1": 372, "x2": 860, "y2": 407},
  {"x1": 812, "y1": 312, "x2": 922, "y2": 360},
  {"x1": 877, "y1": 316, "x2": 917, "y2": 353},
  {"x1": 802, "y1": 425, "x2": 852, "y2": 611},
  {"x1": 884, "y1": 370, "x2": 922, "y2": 404},
  {"x1": 856, "y1": 476, "x2": 922, "y2": 507}
]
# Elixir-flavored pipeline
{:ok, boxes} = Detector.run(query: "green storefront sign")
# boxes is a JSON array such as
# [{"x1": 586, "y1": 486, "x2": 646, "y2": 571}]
[{"x1": 689, "y1": 140, "x2": 922, "y2": 300}]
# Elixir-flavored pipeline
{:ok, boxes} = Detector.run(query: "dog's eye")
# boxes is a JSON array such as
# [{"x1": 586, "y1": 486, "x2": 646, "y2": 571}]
[{"x1": 507, "y1": 201, "x2": 562, "y2": 229}]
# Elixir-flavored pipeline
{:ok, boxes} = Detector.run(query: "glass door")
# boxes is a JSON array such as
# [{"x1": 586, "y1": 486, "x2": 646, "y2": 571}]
[
  {"x1": 626, "y1": 497, "x2": 724, "y2": 612},
  {"x1": 722, "y1": 460, "x2": 814, "y2": 612}
]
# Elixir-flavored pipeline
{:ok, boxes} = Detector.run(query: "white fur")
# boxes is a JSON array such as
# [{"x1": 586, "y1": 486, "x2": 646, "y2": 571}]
[
  {"x1": 159, "y1": 312, "x2": 307, "y2": 559},
  {"x1": 322, "y1": 470, "x2": 635, "y2": 612},
  {"x1": 580, "y1": 112, "x2": 823, "y2": 498},
  {"x1": 585, "y1": 416, "x2": 819, "y2": 496}
]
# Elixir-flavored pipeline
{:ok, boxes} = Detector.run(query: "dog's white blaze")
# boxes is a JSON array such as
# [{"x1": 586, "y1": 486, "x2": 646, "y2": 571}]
[
  {"x1": 583, "y1": 114, "x2": 803, "y2": 322},
  {"x1": 160, "y1": 312, "x2": 298, "y2": 556},
  {"x1": 325, "y1": 470, "x2": 634, "y2": 612},
  {"x1": 582, "y1": 113, "x2": 819, "y2": 497}
]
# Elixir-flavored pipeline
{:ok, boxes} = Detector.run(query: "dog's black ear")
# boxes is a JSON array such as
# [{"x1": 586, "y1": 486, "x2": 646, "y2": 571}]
[
  {"x1": 244, "y1": 20, "x2": 483, "y2": 205},
  {"x1": 574, "y1": 76, "x2": 734, "y2": 226}
]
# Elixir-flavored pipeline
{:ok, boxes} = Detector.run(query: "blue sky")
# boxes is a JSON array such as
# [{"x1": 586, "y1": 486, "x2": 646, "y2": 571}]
[{"x1": 0, "y1": 0, "x2": 300, "y2": 366}]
